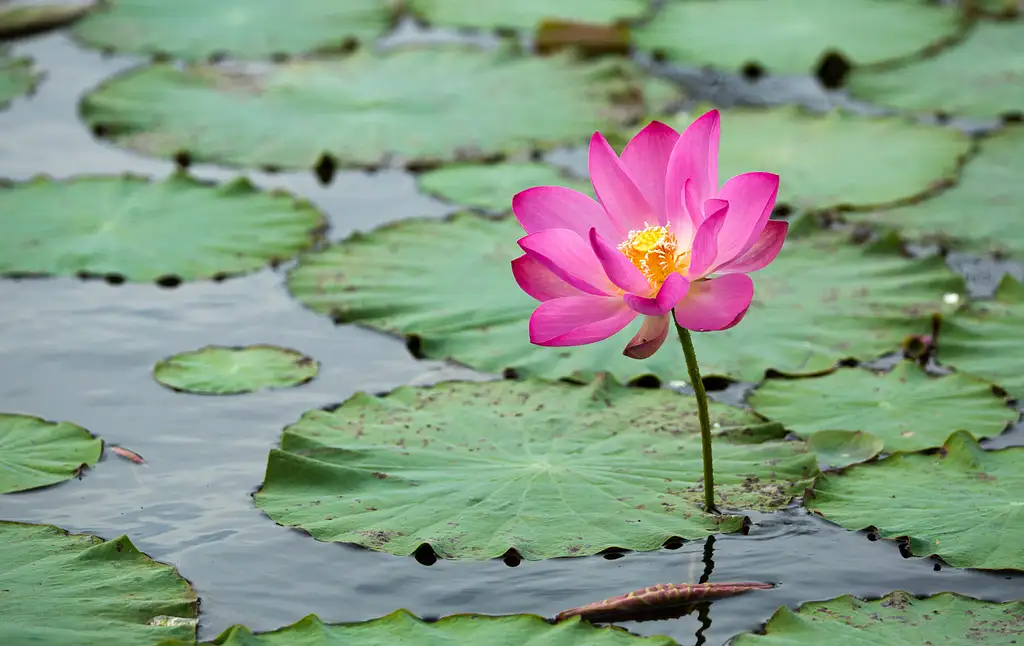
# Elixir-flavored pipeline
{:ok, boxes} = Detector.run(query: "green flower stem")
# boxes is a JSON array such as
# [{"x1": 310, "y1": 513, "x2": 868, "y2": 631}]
[{"x1": 673, "y1": 316, "x2": 718, "y2": 514}]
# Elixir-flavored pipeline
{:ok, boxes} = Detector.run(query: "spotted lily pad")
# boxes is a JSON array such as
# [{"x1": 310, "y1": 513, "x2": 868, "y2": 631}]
[
  {"x1": 750, "y1": 362, "x2": 1017, "y2": 453},
  {"x1": 71, "y1": 0, "x2": 393, "y2": 62},
  {"x1": 209, "y1": 610, "x2": 674, "y2": 645},
  {"x1": 254, "y1": 377, "x2": 817, "y2": 560},
  {"x1": 845, "y1": 20, "x2": 1024, "y2": 119},
  {"x1": 731, "y1": 591, "x2": 1024, "y2": 645},
  {"x1": 938, "y1": 275, "x2": 1024, "y2": 399},
  {"x1": 153, "y1": 345, "x2": 319, "y2": 395},
  {"x1": 633, "y1": 0, "x2": 960, "y2": 76},
  {"x1": 658, "y1": 107, "x2": 971, "y2": 212},
  {"x1": 807, "y1": 430, "x2": 884, "y2": 470},
  {"x1": 0, "y1": 522, "x2": 198, "y2": 645},
  {"x1": 80, "y1": 49, "x2": 672, "y2": 170},
  {"x1": 0, "y1": 50, "x2": 39, "y2": 109},
  {"x1": 0, "y1": 413, "x2": 102, "y2": 494},
  {"x1": 848, "y1": 127, "x2": 1024, "y2": 257},
  {"x1": 0, "y1": 172, "x2": 324, "y2": 283},
  {"x1": 408, "y1": 0, "x2": 649, "y2": 31},
  {"x1": 807, "y1": 431, "x2": 1024, "y2": 570},
  {"x1": 416, "y1": 162, "x2": 591, "y2": 213},
  {"x1": 0, "y1": 2, "x2": 93, "y2": 38},
  {"x1": 287, "y1": 213, "x2": 962, "y2": 384}
]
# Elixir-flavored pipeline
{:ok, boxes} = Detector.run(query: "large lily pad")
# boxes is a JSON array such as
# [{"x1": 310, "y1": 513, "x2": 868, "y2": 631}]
[
  {"x1": 287, "y1": 213, "x2": 963, "y2": 384},
  {"x1": 153, "y1": 345, "x2": 319, "y2": 395},
  {"x1": 938, "y1": 275, "x2": 1024, "y2": 400},
  {"x1": 80, "y1": 49, "x2": 672, "y2": 170},
  {"x1": 0, "y1": 413, "x2": 102, "y2": 494},
  {"x1": 408, "y1": 0, "x2": 649, "y2": 31},
  {"x1": 0, "y1": 3, "x2": 93, "y2": 39},
  {"x1": 845, "y1": 20, "x2": 1024, "y2": 119},
  {"x1": 633, "y1": 0, "x2": 960, "y2": 76},
  {"x1": 659, "y1": 107, "x2": 971, "y2": 212},
  {"x1": 749, "y1": 361, "x2": 1018, "y2": 453},
  {"x1": 0, "y1": 522, "x2": 198, "y2": 645},
  {"x1": 807, "y1": 430, "x2": 1024, "y2": 570},
  {"x1": 71, "y1": 0, "x2": 393, "y2": 62},
  {"x1": 0, "y1": 50, "x2": 39, "y2": 109},
  {"x1": 208, "y1": 610, "x2": 674, "y2": 645},
  {"x1": 416, "y1": 162, "x2": 591, "y2": 213},
  {"x1": 0, "y1": 172, "x2": 324, "y2": 283},
  {"x1": 731, "y1": 591, "x2": 1024, "y2": 645},
  {"x1": 847, "y1": 127, "x2": 1024, "y2": 257},
  {"x1": 254, "y1": 377, "x2": 818, "y2": 560}
]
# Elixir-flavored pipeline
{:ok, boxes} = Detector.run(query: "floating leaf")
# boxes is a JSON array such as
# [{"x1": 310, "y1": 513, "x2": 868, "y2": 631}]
[
  {"x1": 0, "y1": 2, "x2": 93, "y2": 38},
  {"x1": 416, "y1": 162, "x2": 590, "y2": 213},
  {"x1": 535, "y1": 20, "x2": 631, "y2": 58},
  {"x1": 938, "y1": 275, "x2": 1024, "y2": 400},
  {"x1": 209, "y1": 610, "x2": 674, "y2": 645},
  {"x1": 633, "y1": 0, "x2": 959, "y2": 75},
  {"x1": 807, "y1": 430, "x2": 884, "y2": 470},
  {"x1": 81, "y1": 50, "x2": 672, "y2": 171},
  {"x1": 407, "y1": 0, "x2": 649, "y2": 31},
  {"x1": 848, "y1": 128, "x2": 1024, "y2": 257},
  {"x1": 71, "y1": 0, "x2": 392, "y2": 62},
  {"x1": 731, "y1": 591, "x2": 1024, "y2": 645},
  {"x1": 965, "y1": 0, "x2": 1021, "y2": 19},
  {"x1": 0, "y1": 522, "x2": 198, "y2": 645},
  {"x1": 749, "y1": 362, "x2": 1017, "y2": 453},
  {"x1": 557, "y1": 582, "x2": 775, "y2": 623},
  {"x1": 807, "y1": 431, "x2": 1024, "y2": 570},
  {"x1": 153, "y1": 345, "x2": 319, "y2": 395},
  {"x1": 0, "y1": 49, "x2": 39, "y2": 109},
  {"x1": 0, "y1": 413, "x2": 102, "y2": 494},
  {"x1": 254, "y1": 377, "x2": 817, "y2": 560},
  {"x1": 659, "y1": 107, "x2": 971, "y2": 212},
  {"x1": 0, "y1": 173, "x2": 324, "y2": 283},
  {"x1": 287, "y1": 213, "x2": 962, "y2": 384},
  {"x1": 845, "y1": 20, "x2": 1024, "y2": 119}
]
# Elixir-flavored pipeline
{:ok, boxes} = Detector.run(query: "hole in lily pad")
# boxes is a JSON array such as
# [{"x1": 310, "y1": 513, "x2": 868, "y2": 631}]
[
  {"x1": 413, "y1": 544, "x2": 438, "y2": 567},
  {"x1": 815, "y1": 50, "x2": 851, "y2": 89},
  {"x1": 0, "y1": 414, "x2": 103, "y2": 494},
  {"x1": 153, "y1": 345, "x2": 319, "y2": 396}
]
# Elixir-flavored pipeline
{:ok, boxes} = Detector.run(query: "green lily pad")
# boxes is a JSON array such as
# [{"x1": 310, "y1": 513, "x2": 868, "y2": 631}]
[
  {"x1": 731, "y1": 591, "x2": 1023, "y2": 645},
  {"x1": 0, "y1": 522, "x2": 198, "y2": 645},
  {"x1": 0, "y1": 2, "x2": 93, "y2": 38},
  {"x1": 633, "y1": 0, "x2": 959, "y2": 76},
  {"x1": 416, "y1": 162, "x2": 591, "y2": 213},
  {"x1": 807, "y1": 430, "x2": 885, "y2": 470},
  {"x1": 845, "y1": 20, "x2": 1024, "y2": 119},
  {"x1": 658, "y1": 107, "x2": 971, "y2": 212},
  {"x1": 847, "y1": 127, "x2": 1024, "y2": 257},
  {"x1": 254, "y1": 377, "x2": 818, "y2": 560},
  {"x1": 208, "y1": 610, "x2": 674, "y2": 645},
  {"x1": 938, "y1": 275, "x2": 1024, "y2": 400},
  {"x1": 0, "y1": 172, "x2": 324, "y2": 283},
  {"x1": 750, "y1": 362, "x2": 1017, "y2": 453},
  {"x1": 287, "y1": 213, "x2": 962, "y2": 384},
  {"x1": 408, "y1": 0, "x2": 649, "y2": 31},
  {"x1": 153, "y1": 345, "x2": 319, "y2": 395},
  {"x1": 969, "y1": 0, "x2": 1021, "y2": 19},
  {"x1": 0, "y1": 50, "x2": 39, "y2": 109},
  {"x1": 80, "y1": 49, "x2": 672, "y2": 171},
  {"x1": 71, "y1": 0, "x2": 393, "y2": 62},
  {"x1": 807, "y1": 430, "x2": 1024, "y2": 570},
  {"x1": 0, "y1": 413, "x2": 102, "y2": 494}
]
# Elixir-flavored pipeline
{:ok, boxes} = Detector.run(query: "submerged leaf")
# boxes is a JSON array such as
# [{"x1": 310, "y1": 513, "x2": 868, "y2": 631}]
[{"x1": 557, "y1": 582, "x2": 775, "y2": 623}]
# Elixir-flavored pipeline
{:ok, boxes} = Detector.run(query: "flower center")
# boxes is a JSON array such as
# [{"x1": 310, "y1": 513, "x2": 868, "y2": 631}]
[{"x1": 617, "y1": 224, "x2": 690, "y2": 287}]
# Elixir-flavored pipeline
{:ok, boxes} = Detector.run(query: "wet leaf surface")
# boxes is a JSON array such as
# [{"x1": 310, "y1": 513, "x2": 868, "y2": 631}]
[
  {"x1": 807, "y1": 430, "x2": 885, "y2": 470},
  {"x1": 0, "y1": 413, "x2": 102, "y2": 493}
]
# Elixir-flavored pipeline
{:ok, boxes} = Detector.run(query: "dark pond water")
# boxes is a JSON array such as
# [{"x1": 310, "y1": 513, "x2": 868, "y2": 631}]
[{"x1": 1, "y1": 13, "x2": 1023, "y2": 646}]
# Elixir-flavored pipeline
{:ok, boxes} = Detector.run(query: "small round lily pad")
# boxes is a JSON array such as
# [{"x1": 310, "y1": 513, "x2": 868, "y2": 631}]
[
  {"x1": 71, "y1": 0, "x2": 394, "y2": 62},
  {"x1": 80, "y1": 49, "x2": 675, "y2": 170},
  {"x1": 0, "y1": 2, "x2": 94, "y2": 39},
  {"x1": 416, "y1": 162, "x2": 591, "y2": 213},
  {"x1": 633, "y1": 0, "x2": 960, "y2": 76},
  {"x1": 807, "y1": 430, "x2": 1024, "y2": 570},
  {"x1": 0, "y1": 413, "x2": 102, "y2": 494},
  {"x1": 153, "y1": 345, "x2": 319, "y2": 395},
  {"x1": 407, "y1": 0, "x2": 649, "y2": 31},
  {"x1": 0, "y1": 172, "x2": 325, "y2": 283},
  {"x1": 0, "y1": 50, "x2": 40, "y2": 110},
  {"x1": 0, "y1": 522, "x2": 198, "y2": 645},
  {"x1": 750, "y1": 361, "x2": 1018, "y2": 453},
  {"x1": 731, "y1": 591, "x2": 1024, "y2": 645},
  {"x1": 255, "y1": 376, "x2": 818, "y2": 560},
  {"x1": 845, "y1": 20, "x2": 1024, "y2": 119}
]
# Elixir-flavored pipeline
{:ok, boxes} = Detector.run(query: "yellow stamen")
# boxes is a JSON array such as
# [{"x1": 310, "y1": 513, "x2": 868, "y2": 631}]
[{"x1": 617, "y1": 224, "x2": 690, "y2": 288}]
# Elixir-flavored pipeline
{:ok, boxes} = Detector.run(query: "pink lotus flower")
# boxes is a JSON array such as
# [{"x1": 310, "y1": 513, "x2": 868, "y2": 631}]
[{"x1": 511, "y1": 109, "x2": 786, "y2": 359}]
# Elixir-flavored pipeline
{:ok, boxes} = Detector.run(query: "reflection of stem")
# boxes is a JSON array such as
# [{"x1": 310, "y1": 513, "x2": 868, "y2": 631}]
[
  {"x1": 699, "y1": 535, "x2": 716, "y2": 584},
  {"x1": 694, "y1": 602, "x2": 713, "y2": 646},
  {"x1": 673, "y1": 317, "x2": 718, "y2": 514}
]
